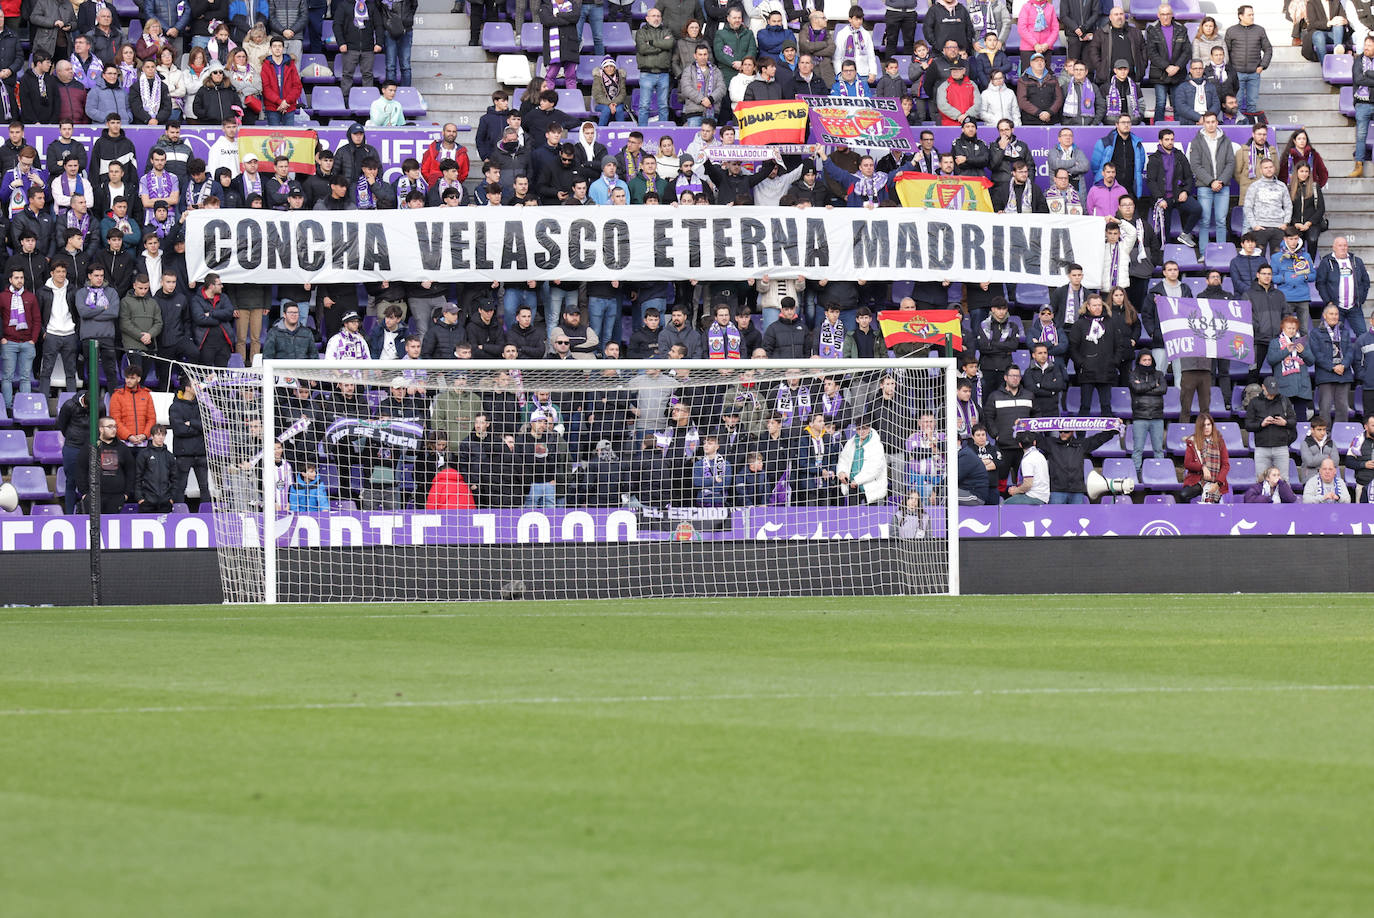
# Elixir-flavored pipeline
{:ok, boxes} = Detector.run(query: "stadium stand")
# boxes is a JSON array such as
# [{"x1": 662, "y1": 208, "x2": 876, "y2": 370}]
[{"x1": 4, "y1": 0, "x2": 1374, "y2": 518}]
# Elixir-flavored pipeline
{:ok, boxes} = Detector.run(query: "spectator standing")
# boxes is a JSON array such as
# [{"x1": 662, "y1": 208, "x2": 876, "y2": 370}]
[
  {"x1": 1172, "y1": 59, "x2": 1219, "y2": 125},
  {"x1": 379, "y1": 0, "x2": 415, "y2": 86},
  {"x1": 1016, "y1": 53, "x2": 1062, "y2": 125},
  {"x1": 1004, "y1": 432, "x2": 1048, "y2": 504},
  {"x1": 542, "y1": 0, "x2": 584, "y2": 91},
  {"x1": 1059, "y1": 0, "x2": 1100, "y2": 63},
  {"x1": 1264, "y1": 313, "x2": 1313, "y2": 417},
  {"x1": 260, "y1": 36, "x2": 302, "y2": 125},
  {"x1": 1225, "y1": 4, "x2": 1272, "y2": 115},
  {"x1": 1245, "y1": 375, "x2": 1297, "y2": 478},
  {"x1": 832, "y1": 6, "x2": 877, "y2": 85},
  {"x1": 77, "y1": 416, "x2": 135, "y2": 512},
  {"x1": 1312, "y1": 304, "x2": 1357, "y2": 421},
  {"x1": 636, "y1": 8, "x2": 675, "y2": 124},
  {"x1": 924, "y1": 0, "x2": 973, "y2": 56},
  {"x1": 1016, "y1": 0, "x2": 1057, "y2": 71},
  {"x1": 333, "y1": 0, "x2": 383, "y2": 100},
  {"x1": 1351, "y1": 35, "x2": 1374, "y2": 177},
  {"x1": 1128, "y1": 350, "x2": 1167, "y2": 478},
  {"x1": 1088, "y1": 7, "x2": 1145, "y2": 85},
  {"x1": 1315, "y1": 236, "x2": 1370, "y2": 336},
  {"x1": 1144, "y1": 4, "x2": 1190, "y2": 123}
]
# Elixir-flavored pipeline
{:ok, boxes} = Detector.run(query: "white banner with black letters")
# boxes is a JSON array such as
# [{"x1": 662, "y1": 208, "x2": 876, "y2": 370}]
[{"x1": 185, "y1": 206, "x2": 1106, "y2": 287}]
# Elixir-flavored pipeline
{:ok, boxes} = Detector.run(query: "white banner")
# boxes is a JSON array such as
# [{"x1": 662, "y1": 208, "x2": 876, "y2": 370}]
[{"x1": 185, "y1": 206, "x2": 1106, "y2": 287}]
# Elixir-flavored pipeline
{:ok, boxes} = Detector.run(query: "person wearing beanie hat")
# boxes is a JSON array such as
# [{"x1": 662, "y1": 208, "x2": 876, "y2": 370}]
[
  {"x1": 592, "y1": 57, "x2": 631, "y2": 125},
  {"x1": 588, "y1": 154, "x2": 628, "y2": 204}
]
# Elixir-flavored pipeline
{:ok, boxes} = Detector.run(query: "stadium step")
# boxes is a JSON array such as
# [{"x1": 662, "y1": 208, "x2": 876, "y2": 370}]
[{"x1": 414, "y1": 0, "x2": 489, "y2": 128}]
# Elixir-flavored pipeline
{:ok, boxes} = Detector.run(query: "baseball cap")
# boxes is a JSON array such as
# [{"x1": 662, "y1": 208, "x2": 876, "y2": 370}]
[
  {"x1": 348, "y1": 123, "x2": 365, "y2": 135},
  {"x1": 390, "y1": 377, "x2": 408, "y2": 389},
  {"x1": 1113, "y1": 59, "x2": 1130, "y2": 69},
  {"x1": 243, "y1": 152, "x2": 259, "y2": 162},
  {"x1": 530, "y1": 409, "x2": 549, "y2": 422},
  {"x1": 442, "y1": 302, "x2": 460, "y2": 315},
  {"x1": 340, "y1": 310, "x2": 361, "y2": 323}
]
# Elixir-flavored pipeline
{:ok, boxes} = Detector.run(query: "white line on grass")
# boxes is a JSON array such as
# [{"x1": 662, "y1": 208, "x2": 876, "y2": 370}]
[{"x1": 2, "y1": 684, "x2": 1371, "y2": 718}]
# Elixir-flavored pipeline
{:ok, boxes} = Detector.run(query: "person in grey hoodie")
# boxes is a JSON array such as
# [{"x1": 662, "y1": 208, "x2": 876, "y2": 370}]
[
  {"x1": 77, "y1": 263, "x2": 121, "y2": 389},
  {"x1": 1242, "y1": 158, "x2": 1291, "y2": 255}
]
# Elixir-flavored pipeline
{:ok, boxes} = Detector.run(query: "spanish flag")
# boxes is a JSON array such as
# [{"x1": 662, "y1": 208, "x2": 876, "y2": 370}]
[
  {"x1": 733, "y1": 100, "x2": 809, "y2": 145},
  {"x1": 893, "y1": 171, "x2": 993, "y2": 212},
  {"x1": 878, "y1": 309, "x2": 963, "y2": 351},
  {"x1": 238, "y1": 127, "x2": 318, "y2": 175}
]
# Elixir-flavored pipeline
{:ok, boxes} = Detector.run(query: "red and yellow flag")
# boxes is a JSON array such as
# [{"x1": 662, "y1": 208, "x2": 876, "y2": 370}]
[
  {"x1": 878, "y1": 309, "x2": 963, "y2": 351},
  {"x1": 893, "y1": 171, "x2": 993, "y2": 212},
  {"x1": 732, "y1": 100, "x2": 809, "y2": 145},
  {"x1": 238, "y1": 127, "x2": 318, "y2": 175}
]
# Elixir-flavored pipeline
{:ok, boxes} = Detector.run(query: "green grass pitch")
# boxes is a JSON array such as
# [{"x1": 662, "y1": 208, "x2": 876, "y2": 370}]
[{"x1": 2, "y1": 595, "x2": 1372, "y2": 917}]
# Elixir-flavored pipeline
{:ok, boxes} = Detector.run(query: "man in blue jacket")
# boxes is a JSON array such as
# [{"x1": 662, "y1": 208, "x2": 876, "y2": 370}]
[
  {"x1": 1315, "y1": 236, "x2": 1371, "y2": 337},
  {"x1": 1089, "y1": 114, "x2": 1145, "y2": 198}
]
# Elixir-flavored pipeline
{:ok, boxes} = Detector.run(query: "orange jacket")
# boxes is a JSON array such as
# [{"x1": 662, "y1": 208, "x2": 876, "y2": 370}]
[{"x1": 110, "y1": 385, "x2": 156, "y2": 441}]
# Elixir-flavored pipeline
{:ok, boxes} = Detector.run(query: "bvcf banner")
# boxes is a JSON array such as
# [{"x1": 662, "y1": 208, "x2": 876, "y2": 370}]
[
  {"x1": 1155, "y1": 296, "x2": 1256, "y2": 365},
  {"x1": 186, "y1": 206, "x2": 1107, "y2": 287},
  {"x1": 798, "y1": 96, "x2": 920, "y2": 152}
]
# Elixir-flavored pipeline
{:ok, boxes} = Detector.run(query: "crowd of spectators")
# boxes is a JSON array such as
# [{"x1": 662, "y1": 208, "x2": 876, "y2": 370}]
[{"x1": 10, "y1": 1, "x2": 1374, "y2": 516}]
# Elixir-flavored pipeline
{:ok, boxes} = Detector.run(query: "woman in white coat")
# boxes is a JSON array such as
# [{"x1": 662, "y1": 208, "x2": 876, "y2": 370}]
[
  {"x1": 977, "y1": 69, "x2": 1021, "y2": 127},
  {"x1": 836, "y1": 418, "x2": 888, "y2": 504}
]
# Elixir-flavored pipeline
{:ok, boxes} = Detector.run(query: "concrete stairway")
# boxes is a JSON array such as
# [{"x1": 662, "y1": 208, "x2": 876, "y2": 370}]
[
  {"x1": 409, "y1": 0, "x2": 497, "y2": 130},
  {"x1": 1232, "y1": 3, "x2": 1374, "y2": 260}
]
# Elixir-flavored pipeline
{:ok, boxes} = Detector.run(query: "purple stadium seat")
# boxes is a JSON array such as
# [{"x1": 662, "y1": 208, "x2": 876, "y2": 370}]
[
  {"x1": 1204, "y1": 242, "x2": 1236, "y2": 272},
  {"x1": 1162, "y1": 387, "x2": 1183, "y2": 419},
  {"x1": 1333, "y1": 422, "x2": 1362, "y2": 449},
  {"x1": 603, "y1": 22, "x2": 635, "y2": 53},
  {"x1": 482, "y1": 22, "x2": 521, "y2": 54},
  {"x1": 860, "y1": 0, "x2": 885, "y2": 21},
  {"x1": 1064, "y1": 388, "x2": 1080, "y2": 414},
  {"x1": 871, "y1": 23, "x2": 886, "y2": 47},
  {"x1": 299, "y1": 54, "x2": 336, "y2": 86},
  {"x1": 1171, "y1": 0, "x2": 1204, "y2": 20},
  {"x1": 396, "y1": 87, "x2": 427, "y2": 119},
  {"x1": 32, "y1": 430, "x2": 63, "y2": 465},
  {"x1": 1325, "y1": 54, "x2": 1353, "y2": 86},
  {"x1": 617, "y1": 55, "x2": 642, "y2": 84},
  {"x1": 11, "y1": 392, "x2": 52, "y2": 427},
  {"x1": 113, "y1": 0, "x2": 139, "y2": 18},
  {"x1": 1339, "y1": 86, "x2": 1354, "y2": 117},
  {"x1": 172, "y1": 502, "x2": 190, "y2": 514},
  {"x1": 0, "y1": 429, "x2": 31, "y2": 463},
  {"x1": 1143, "y1": 493, "x2": 1176, "y2": 504},
  {"x1": 227, "y1": 353, "x2": 245, "y2": 369},
  {"x1": 1229, "y1": 457, "x2": 1256, "y2": 484},
  {"x1": 1101, "y1": 457, "x2": 1137, "y2": 482},
  {"x1": 1110, "y1": 386, "x2": 1131, "y2": 416},
  {"x1": 30, "y1": 504, "x2": 63, "y2": 517},
  {"x1": 1016, "y1": 285, "x2": 1050, "y2": 308},
  {"x1": 348, "y1": 87, "x2": 381, "y2": 117},
  {"x1": 1093, "y1": 433, "x2": 1128, "y2": 458},
  {"x1": 9, "y1": 466, "x2": 51, "y2": 500},
  {"x1": 322, "y1": 20, "x2": 339, "y2": 50},
  {"x1": 0, "y1": 398, "x2": 10, "y2": 427},
  {"x1": 1011, "y1": 349, "x2": 1029, "y2": 372},
  {"x1": 1165, "y1": 244, "x2": 1202, "y2": 272},
  {"x1": 1166, "y1": 422, "x2": 1189, "y2": 454},
  {"x1": 1216, "y1": 421, "x2": 1247, "y2": 455},
  {"x1": 310, "y1": 85, "x2": 350, "y2": 119},
  {"x1": 523, "y1": 23, "x2": 546, "y2": 51},
  {"x1": 557, "y1": 88, "x2": 592, "y2": 116},
  {"x1": 127, "y1": 20, "x2": 141, "y2": 46}
]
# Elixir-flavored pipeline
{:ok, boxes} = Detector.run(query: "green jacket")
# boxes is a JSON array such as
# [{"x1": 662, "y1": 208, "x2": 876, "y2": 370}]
[
  {"x1": 118, "y1": 293, "x2": 163, "y2": 352},
  {"x1": 433, "y1": 387, "x2": 484, "y2": 444},
  {"x1": 635, "y1": 23, "x2": 676, "y2": 72},
  {"x1": 262, "y1": 319, "x2": 318, "y2": 360},
  {"x1": 628, "y1": 173, "x2": 673, "y2": 204},
  {"x1": 713, "y1": 23, "x2": 757, "y2": 72}
]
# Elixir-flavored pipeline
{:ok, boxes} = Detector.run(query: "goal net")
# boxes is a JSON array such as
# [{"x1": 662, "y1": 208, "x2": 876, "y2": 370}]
[{"x1": 183, "y1": 358, "x2": 958, "y2": 603}]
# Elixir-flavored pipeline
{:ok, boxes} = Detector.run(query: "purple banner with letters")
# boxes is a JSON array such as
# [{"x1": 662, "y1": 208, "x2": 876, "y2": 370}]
[
  {"x1": 4, "y1": 504, "x2": 1373, "y2": 551},
  {"x1": 959, "y1": 505, "x2": 1374, "y2": 538},
  {"x1": 24, "y1": 125, "x2": 443, "y2": 183}
]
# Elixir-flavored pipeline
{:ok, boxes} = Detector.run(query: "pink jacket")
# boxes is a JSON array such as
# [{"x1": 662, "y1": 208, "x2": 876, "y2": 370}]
[{"x1": 1017, "y1": 0, "x2": 1059, "y2": 51}]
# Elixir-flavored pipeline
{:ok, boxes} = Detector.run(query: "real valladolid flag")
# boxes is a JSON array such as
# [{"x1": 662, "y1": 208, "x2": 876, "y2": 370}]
[
  {"x1": 878, "y1": 309, "x2": 963, "y2": 351},
  {"x1": 892, "y1": 171, "x2": 993, "y2": 212},
  {"x1": 1153, "y1": 296, "x2": 1255, "y2": 365},
  {"x1": 238, "y1": 127, "x2": 318, "y2": 174},
  {"x1": 732, "y1": 100, "x2": 809, "y2": 145}
]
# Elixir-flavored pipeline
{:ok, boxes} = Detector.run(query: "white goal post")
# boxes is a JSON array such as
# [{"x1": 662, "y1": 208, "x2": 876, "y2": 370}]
[{"x1": 185, "y1": 357, "x2": 958, "y2": 603}]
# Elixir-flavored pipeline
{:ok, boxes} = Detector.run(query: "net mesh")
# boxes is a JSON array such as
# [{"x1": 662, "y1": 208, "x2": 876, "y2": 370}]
[{"x1": 183, "y1": 359, "x2": 956, "y2": 603}]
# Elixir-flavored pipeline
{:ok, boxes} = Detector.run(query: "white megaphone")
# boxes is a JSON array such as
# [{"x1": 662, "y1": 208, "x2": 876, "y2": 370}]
[{"x1": 1087, "y1": 470, "x2": 1136, "y2": 502}]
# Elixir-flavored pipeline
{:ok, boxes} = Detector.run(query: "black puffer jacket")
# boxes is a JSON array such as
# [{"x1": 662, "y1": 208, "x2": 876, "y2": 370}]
[{"x1": 1128, "y1": 354, "x2": 1167, "y2": 420}]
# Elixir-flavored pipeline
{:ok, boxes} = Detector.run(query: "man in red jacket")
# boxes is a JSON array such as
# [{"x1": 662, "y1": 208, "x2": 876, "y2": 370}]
[
  {"x1": 420, "y1": 123, "x2": 470, "y2": 185},
  {"x1": 261, "y1": 37, "x2": 304, "y2": 126},
  {"x1": 0, "y1": 265, "x2": 39, "y2": 412}
]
